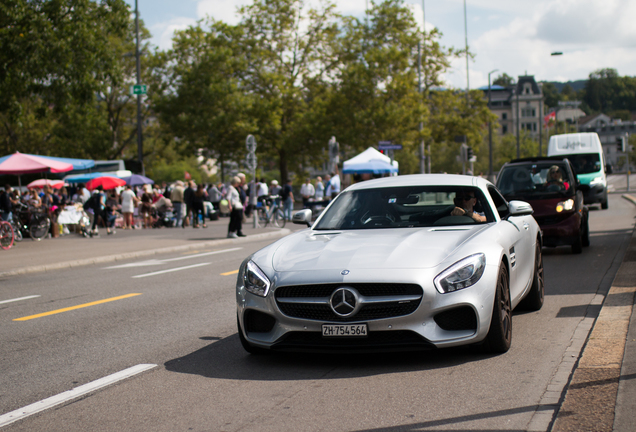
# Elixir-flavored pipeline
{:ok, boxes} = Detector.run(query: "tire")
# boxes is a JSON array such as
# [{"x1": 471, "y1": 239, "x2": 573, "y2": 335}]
[
  {"x1": 582, "y1": 217, "x2": 590, "y2": 247},
  {"x1": 601, "y1": 196, "x2": 608, "y2": 210},
  {"x1": 237, "y1": 316, "x2": 268, "y2": 355},
  {"x1": 571, "y1": 235, "x2": 583, "y2": 254},
  {"x1": 259, "y1": 208, "x2": 269, "y2": 227},
  {"x1": 0, "y1": 222, "x2": 14, "y2": 250},
  {"x1": 29, "y1": 215, "x2": 50, "y2": 241},
  {"x1": 519, "y1": 243, "x2": 544, "y2": 311},
  {"x1": 273, "y1": 209, "x2": 286, "y2": 228},
  {"x1": 483, "y1": 265, "x2": 512, "y2": 354}
]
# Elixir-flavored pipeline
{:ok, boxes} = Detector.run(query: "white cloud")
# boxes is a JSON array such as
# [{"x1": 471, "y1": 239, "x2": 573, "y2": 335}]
[
  {"x1": 196, "y1": 0, "x2": 251, "y2": 24},
  {"x1": 151, "y1": 17, "x2": 198, "y2": 51}
]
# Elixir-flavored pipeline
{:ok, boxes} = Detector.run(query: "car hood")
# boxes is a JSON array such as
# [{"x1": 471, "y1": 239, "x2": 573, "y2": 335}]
[{"x1": 271, "y1": 226, "x2": 489, "y2": 272}]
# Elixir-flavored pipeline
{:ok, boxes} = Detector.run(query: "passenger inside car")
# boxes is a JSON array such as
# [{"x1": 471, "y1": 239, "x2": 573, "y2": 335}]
[{"x1": 545, "y1": 165, "x2": 570, "y2": 191}]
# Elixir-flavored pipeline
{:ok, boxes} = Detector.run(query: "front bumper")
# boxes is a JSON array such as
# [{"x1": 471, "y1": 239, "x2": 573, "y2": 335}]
[
  {"x1": 236, "y1": 265, "x2": 499, "y2": 353},
  {"x1": 583, "y1": 183, "x2": 606, "y2": 205},
  {"x1": 535, "y1": 212, "x2": 581, "y2": 247}
]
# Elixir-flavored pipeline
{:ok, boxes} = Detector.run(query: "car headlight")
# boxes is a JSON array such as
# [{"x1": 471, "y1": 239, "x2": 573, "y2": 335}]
[
  {"x1": 590, "y1": 176, "x2": 604, "y2": 185},
  {"x1": 556, "y1": 199, "x2": 574, "y2": 212},
  {"x1": 243, "y1": 260, "x2": 271, "y2": 297},
  {"x1": 434, "y1": 254, "x2": 486, "y2": 294}
]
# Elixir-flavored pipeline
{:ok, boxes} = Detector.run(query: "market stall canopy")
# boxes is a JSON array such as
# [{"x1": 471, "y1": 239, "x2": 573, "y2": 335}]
[
  {"x1": 121, "y1": 174, "x2": 154, "y2": 186},
  {"x1": 86, "y1": 176, "x2": 126, "y2": 191},
  {"x1": 27, "y1": 179, "x2": 65, "y2": 189},
  {"x1": 0, "y1": 154, "x2": 94, "y2": 171},
  {"x1": 64, "y1": 172, "x2": 106, "y2": 183},
  {"x1": 0, "y1": 152, "x2": 74, "y2": 175},
  {"x1": 342, "y1": 147, "x2": 399, "y2": 174}
]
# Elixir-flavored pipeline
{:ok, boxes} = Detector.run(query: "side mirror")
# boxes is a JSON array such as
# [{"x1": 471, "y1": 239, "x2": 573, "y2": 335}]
[
  {"x1": 508, "y1": 200, "x2": 533, "y2": 216},
  {"x1": 292, "y1": 209, "x2": 313, "y2": 227}
]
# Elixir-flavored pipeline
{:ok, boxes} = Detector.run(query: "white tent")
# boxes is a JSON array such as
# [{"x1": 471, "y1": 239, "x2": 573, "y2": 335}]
[{"x1": 342, "y1": 147, "x2": 399, "y2": 174}]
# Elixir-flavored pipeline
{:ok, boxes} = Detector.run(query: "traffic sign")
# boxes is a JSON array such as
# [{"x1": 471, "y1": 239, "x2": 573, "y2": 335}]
[
  {"x1": 130, "y1": 85, "x2": 147, "y2": 95},
  {"x1": 378, "y1": 141, "x2": 402, "y2": 150}
]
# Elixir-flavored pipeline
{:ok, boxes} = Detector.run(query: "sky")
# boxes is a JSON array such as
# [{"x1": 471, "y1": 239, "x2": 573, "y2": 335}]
[{"x1": 124, "y1": 0, "x2": 636, "y2": 90}]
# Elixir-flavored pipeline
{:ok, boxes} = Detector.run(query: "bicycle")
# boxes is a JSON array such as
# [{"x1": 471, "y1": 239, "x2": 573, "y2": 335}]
[
  {"x1": 257, "y1": 195, "x2": 286, "y2": 228},
  {"x1": 14, "y1": 202, "x2": 50, "y2": 241},
  {"x1": 0, "y1": 220, "x2": 14, "y2": 250}
]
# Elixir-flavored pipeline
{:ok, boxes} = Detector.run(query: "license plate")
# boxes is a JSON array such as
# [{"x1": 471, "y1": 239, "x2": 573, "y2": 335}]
[{"x1": 322, "y1": 324, "x2": 368, "y2": 337}]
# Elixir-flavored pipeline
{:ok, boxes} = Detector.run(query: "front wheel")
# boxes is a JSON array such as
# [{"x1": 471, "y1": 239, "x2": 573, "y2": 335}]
[
  {"x1": 582, "y1": 217, "x2": 590, "y2": 247},
  {"x1": 519, "y1": 243, "x2": 544, "y2": 311},
  {"x1": 483, "y1": 265, "x2": 512, "y2": 353},
  {"x1": 273, "y1": 209, "x2": 286, "y2": 228},
  {"x1": 0, "y1": 222, "x2": 15, "y2": 250},
  {"x1": 29, "y1": 215, "x2": 50, "y2": 241}
]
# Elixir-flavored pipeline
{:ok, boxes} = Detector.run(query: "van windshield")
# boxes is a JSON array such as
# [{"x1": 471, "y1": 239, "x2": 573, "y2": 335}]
[{"x1": 567, "y1": 153, "x2": 601, "y2": 174}]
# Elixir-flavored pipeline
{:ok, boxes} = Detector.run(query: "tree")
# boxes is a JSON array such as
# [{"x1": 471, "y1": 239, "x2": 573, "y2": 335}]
[{"x1": 493, "y1": 73, "x2": 515, "y2": 87}]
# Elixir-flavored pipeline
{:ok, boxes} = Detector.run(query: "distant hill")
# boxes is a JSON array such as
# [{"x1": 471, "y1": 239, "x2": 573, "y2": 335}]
[{"x1": 544, "y1": 80, "x2": 587, "y2": 92}]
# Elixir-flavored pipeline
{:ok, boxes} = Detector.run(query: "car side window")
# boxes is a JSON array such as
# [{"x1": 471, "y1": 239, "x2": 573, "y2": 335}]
[{"x1": 488, "y1": 187, "x2": 509, "y2": 219}]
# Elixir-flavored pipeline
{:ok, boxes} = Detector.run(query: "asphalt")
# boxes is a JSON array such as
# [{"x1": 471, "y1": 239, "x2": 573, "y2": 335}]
[{"x1": 2, "y1": 198, "x2": 636, "y2": 432}]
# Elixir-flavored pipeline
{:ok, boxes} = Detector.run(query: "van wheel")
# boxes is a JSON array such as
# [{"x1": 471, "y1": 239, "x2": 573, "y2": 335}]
[{"x1": 601, "y1": 195, "x2": 608, "y2": 209}]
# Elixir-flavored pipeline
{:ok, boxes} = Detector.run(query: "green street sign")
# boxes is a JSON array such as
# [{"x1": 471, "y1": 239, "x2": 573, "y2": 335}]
[{"x1": 131, "y1": 85, "x2": 147, "y2": 95}]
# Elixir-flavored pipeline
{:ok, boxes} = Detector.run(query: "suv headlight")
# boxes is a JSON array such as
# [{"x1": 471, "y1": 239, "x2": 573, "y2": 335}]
[
  {"x1": 556, "y1": 199, "x2": 574, "y2": 212},
  {"x1": 434, "y1": 254, "x2": 486, "y2": 294},
  {"x1": 244, "y1": 260, "x2": 271, "y2": 297}
]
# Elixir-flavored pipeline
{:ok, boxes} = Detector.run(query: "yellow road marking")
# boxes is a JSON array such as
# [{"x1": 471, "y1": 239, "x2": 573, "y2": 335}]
[
  {"x1": 13, "y1": 293, "x2": 143, "y2": 322},
  {"x1": 221, "y1": 270, "x2": 239, "y2": 276}
]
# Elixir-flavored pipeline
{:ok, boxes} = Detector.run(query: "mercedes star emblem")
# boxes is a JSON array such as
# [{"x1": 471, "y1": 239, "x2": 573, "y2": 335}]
[{"x1": 330, "y1": 287, "x2": 359, "y2": 317}]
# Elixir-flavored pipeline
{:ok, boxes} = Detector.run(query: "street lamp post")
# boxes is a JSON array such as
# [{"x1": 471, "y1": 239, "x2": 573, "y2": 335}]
[
  {"x1": 488, "y1": 69, "x2": 498, "y2": 182},
  {"x1": 135, "y1": 0, "x2": 144, "y2": 176}
]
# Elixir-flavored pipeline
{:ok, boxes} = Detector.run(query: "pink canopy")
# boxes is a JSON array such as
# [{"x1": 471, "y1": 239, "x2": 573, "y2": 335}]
[
  {"x1": 0, "y1": 152, "x2": 74, "y2": 175},
  {"x1": 27, "y1": 179, "x2": 66, "y2": 189}
]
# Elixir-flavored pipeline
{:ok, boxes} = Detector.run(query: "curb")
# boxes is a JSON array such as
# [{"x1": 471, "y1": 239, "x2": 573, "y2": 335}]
[
  {"x1": 549, "y1": 195, "x2": 636, "y2": 431},
  {"x1": 0, "y1": 229, "x2": 290, "y2": 279}
]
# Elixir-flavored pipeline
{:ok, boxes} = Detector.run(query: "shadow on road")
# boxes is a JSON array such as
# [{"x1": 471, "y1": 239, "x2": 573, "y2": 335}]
[{"x1": 165, "y1": 334, "x2": 494, "y2": 382}]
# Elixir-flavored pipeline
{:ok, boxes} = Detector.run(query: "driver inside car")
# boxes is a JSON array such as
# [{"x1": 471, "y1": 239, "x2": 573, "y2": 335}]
[
  {"x1": 451, "y1": 191, "x2": 487, "y2": 222},
  {"x1": 545, "y1": 165, "x2": 569, "y2": 191}
]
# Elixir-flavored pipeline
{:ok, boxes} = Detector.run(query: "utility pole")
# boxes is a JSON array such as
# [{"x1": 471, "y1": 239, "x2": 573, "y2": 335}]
[
  {"x1": 516, "y1": 83, "x2": 520, "y2": 159},
  {"x1": 488, "y1": 69, "x2": 498, "y2": 182},
  {"x1": 418, "y1": 41, "x2": 425, "y2": 174},
  {"x1": 135, "y1": 0, "x2": 144, "y2": 175},
  {"x1": 463, "y1": 0, "x2": 469, "y2": 105}
]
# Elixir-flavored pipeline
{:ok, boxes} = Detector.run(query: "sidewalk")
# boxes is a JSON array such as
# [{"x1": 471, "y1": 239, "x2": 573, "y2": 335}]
[
  {"x1": 0, "y1": 216, "x2": 291, "y2": 278},
  {"x1": 552, "y1": 194, "x2": 636, "y2": 432}
]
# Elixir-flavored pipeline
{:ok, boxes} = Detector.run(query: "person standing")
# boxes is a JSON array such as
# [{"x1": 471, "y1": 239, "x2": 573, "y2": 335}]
[
  {"x1": 300, "y1": 178, "x2": 315, "y2": 208},
  {"x1": 140, "y1": 185, "x2": 153, "y2": 229},
  {"x1": 0, "y1": 184, "x2": 17, "y2": 222},
  {"x1": 89, "y1": 186, "x2": 105, "y2": 236},
  {"x1": 281, "y1": 178, "x2": 294, "y2": 221},
  {"x1": 170, "y1": 181, "x2": 185, "y2": 227},
  {"x1": 314, "y1": 176, "x2": 324, "y2": 201},
  {"x1": 191, "y1": 184, "x2": 207, "y2": 228},
  {"x1": 324, "y1": 174, "x2": 332, "y2": 200},
  {"x1": 329, "y1": 170, "x2": 341, "y2": 199},
  {"x1": 207, "y1": 182, "x2": 222, "y2": 212},
  {"x1": 183, "y1": 181, "x2": 195, "y2": 228},
  {"x1": 226, "y1": 176, "x2": 244, "y2": 238},
  {"x1": 121, "y1": 185, "x2": 138, "y2": 229}
]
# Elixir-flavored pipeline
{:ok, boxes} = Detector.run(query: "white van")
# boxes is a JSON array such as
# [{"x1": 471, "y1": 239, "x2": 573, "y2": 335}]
[{"x1": 547, "y1": 132, "x2": 608, "y2": 209}]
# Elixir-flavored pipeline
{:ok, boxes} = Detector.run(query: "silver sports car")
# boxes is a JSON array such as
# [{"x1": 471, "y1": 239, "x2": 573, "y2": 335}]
[{"x1": 236, "y1": 174, "x2": 543, "y2": 354}]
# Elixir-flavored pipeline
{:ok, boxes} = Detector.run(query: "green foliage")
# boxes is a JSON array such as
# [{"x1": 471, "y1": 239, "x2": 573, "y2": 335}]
[{"x1": 493, "y1": 73, "x2": 515, "y2": 87}]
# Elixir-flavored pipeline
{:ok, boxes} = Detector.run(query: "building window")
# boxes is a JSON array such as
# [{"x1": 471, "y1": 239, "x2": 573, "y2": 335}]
[
  {"x1": 502, "y1": 125, "x2": 508, "y2": 134},
  {"x1": 502, "y1": 113, "x2": 507, "y2": 120},
  {"x1": 522, "y1": 123, "x2": 537, "y2": 132},
  {"x1": 521, "y1": 107, "x2": 536, "y2": 118}
]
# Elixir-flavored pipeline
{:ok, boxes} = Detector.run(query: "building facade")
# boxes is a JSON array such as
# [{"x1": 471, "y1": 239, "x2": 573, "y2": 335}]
[{"x1": 483, "y1": 75, "x2": 544, "y2": 139}]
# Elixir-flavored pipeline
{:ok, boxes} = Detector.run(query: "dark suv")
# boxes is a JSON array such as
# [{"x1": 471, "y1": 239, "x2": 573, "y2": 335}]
[{"x1": 497, "y1": 157, "x2": 590, "y2": 254}]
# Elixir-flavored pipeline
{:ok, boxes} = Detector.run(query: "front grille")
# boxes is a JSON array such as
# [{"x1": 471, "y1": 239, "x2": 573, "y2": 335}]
[
  {"x1": 275, "y1": 283, "x2": 423, "y2": 322},
  {"x1": 272, "y1": 330, "x2": 435, "y2": 352},
  {"x1": 434, "y1": 306, "x2": 477, "y2": 331}
]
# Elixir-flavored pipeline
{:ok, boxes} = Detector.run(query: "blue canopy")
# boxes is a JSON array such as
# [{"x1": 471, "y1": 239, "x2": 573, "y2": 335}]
[
  {"x1": 342, "y1": 159, "x2": 398, "y2": 174},
  {"x1": 64, "y1": 172, "x2": 106, "y2": 183},
  {"x1": 0, "y1": 154, "x2": 94, "y2": 170}
]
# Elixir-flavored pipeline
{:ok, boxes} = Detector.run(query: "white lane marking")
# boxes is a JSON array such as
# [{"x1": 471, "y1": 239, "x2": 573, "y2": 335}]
[
  {"x1": 0, "y1": 364, "x2": 157, "y2": 428},
  {"x1": 0, "y1": 295, "x2": 41, "y2": 305},
  {"x1": 132, "y1": 262, "x2": 211, "y2": 278},
  {"x1": 104, "y1": 247, "x2": 243, "y2": 269}
]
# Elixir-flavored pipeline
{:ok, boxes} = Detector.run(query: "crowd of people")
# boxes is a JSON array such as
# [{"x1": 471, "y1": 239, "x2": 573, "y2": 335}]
[{"x1": 0, "y1": 170, "x2": 342, "y2": 240}]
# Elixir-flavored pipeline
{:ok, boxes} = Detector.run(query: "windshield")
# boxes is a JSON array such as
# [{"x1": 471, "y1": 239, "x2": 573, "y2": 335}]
[
  {"x1": 567, "y1": 153, "x2": 601, "y2": 174},
  {"x1": 314, "y1": 186, "x2": 494, "y2": 230},
  {"x1": 497, "y1": 162, "x2": 574, "y2": 199}
]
